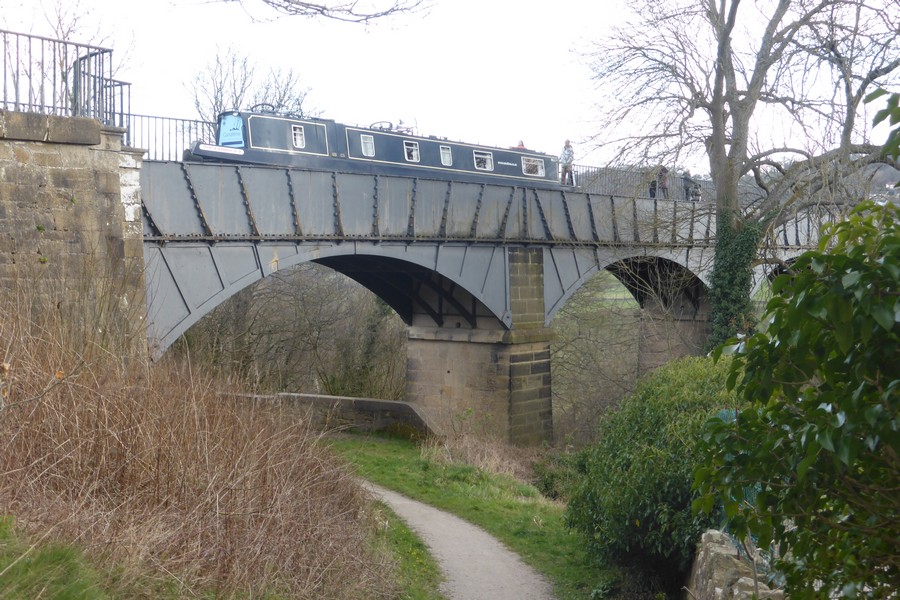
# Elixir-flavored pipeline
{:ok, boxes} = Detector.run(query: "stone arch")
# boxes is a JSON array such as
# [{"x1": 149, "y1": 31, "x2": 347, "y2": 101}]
[
  {"x1": 604, "y1": 256, "x2": 711, "y2": 373},
  {"x1": 546, "y1": 250, "x2": 712, "y2": 378}
]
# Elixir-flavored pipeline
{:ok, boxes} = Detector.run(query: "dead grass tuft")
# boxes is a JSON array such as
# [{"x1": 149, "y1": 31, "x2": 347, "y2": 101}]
[
  {"x1": 0, "y1": 273, "x2": 398, "y2": 599},
  {"x1": 419, "y1": 433, "x2": 542, "y2": 483}
]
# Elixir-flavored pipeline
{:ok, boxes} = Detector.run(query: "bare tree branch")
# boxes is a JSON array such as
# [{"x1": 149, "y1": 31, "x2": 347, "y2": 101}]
[
  {"x1": 585, "y1": 0, "x2": 899, "y2": 222},
  {"x1": 219, "y1": 0, "x2": 429, "y2": 23}
]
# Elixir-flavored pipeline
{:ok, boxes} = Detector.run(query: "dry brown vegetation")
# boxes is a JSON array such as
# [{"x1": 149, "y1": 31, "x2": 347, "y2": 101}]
[
  {"x1": 419, "y1": 434, "x2": 543, "y2": 483},
  {"x1": 0, "y1": 272, "x2": 399, "y2": 599}
]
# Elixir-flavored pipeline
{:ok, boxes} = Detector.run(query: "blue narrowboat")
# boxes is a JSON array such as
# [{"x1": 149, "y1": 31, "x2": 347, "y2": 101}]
[{"x1": 184, "y1": 108, "x2": 562, "y2": 189}]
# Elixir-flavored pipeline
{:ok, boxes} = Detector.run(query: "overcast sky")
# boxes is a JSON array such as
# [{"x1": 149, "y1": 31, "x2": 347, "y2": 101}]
[{"x1": 2, "y1": 0, "x2": 625, "y2": 164}]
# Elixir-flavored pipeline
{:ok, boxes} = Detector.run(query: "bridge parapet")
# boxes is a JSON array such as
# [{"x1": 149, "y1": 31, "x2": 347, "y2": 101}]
[{"x1": 144, "y1": 161, "x2": 831, "y2": 248}]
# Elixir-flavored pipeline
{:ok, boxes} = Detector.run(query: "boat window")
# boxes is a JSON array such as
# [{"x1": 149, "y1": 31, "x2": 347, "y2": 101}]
[
  {"x1": 361, "y1": 134, "x2": 375, "y2": 157},
  {"x1": 218, "y1": 114, "x2": 245, "y2": 147},
  {"x1": 291, "y1": 125, "x2": 306, "y2": 149},
  {"x1": 440, "y1": 145, "x2": 452, "y2": 166},
  {"x1": 404, "y1": 140, "x2": 420, "y2": 162},
  {"x1": 522, "y1": 157, "x2": 545, "y2": 176},
  {"x1": 474, "y1": 151, "x2": 494, "y2": 171}
]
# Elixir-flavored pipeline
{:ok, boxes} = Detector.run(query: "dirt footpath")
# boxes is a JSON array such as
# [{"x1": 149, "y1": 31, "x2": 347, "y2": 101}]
[{"x1": 364, "y1": 482, "x2": 557, "y2": 600}]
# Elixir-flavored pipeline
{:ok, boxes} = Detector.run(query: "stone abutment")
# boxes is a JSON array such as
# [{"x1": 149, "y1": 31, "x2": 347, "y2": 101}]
[{"x1": 0, "y1": 110, "x2": 147, "y2": 360}]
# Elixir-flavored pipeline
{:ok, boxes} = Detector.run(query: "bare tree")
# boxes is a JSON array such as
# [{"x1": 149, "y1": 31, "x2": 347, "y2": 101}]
[
  {"x1": 584, "y1": 0, "x2": 899, "y2": 345},
  {"x1": 551, "y1": 271, "x2": 641, "y2": 445},
  {"x1": 38, "y1": 0, "x2": 113, "y2": 47},
  {"x1": 190, "y1": 46, "x2": 316, "y2": 122},
  {"x1": 219, "y1": 0, "x2": 429, "y2": 23},
  {"x1": 180, "y1": 264, "x2": 406, "y2": 400}
]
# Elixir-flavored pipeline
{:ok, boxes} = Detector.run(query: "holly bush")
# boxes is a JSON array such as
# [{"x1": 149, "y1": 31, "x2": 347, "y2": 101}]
[
  {"x1": 566, "y1": 356, "x2": 739, "y2": 590},
  {"x1": 694, "y1": 200, "x2": 899, "y2": 597}
]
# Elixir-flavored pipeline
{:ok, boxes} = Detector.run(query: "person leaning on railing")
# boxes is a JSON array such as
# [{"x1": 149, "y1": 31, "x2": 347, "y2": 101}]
[{"x1": 681, "y1": 170, "x2": 700, "y2": 201}]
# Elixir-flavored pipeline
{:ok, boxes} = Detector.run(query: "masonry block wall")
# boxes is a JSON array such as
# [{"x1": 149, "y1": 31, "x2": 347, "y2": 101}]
[
  {"x1": 506, "y1": 340, "x2": 553, "y2": 444},
  {"x1": 506, "y1": 247, "x2": 553, "y2": 444},
  {"x1": 404, "y1": 247, "x2": 554, "y2": 445},
  {"x1": 405, "y1": 329, "x2": 513, "y2": 438},
  {"x1": 0, "y1": 110, "x2": 146, "y2": 358},
  {"x1": 636, "y1": 298, "x2": 712, "y2": 375}
]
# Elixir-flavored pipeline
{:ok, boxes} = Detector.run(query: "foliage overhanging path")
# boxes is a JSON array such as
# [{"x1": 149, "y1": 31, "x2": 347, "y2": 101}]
[{"x1": 363, "y1": 482, "x2": 557, "y2": 600}]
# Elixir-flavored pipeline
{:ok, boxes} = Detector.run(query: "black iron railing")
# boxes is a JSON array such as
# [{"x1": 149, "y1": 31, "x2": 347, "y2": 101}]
[
  {"x1": 572, "y1": 164, "x2": 717, "y2": 202},
  {"x1": 124, "y1": 114, "x2": 215, "y2": 161},
  {"x1": 0, "y1": 29, "x2": 215, "y2": 161},
  {"x1": 1, "y1": 28, "x2": 130, "y2": 125}
]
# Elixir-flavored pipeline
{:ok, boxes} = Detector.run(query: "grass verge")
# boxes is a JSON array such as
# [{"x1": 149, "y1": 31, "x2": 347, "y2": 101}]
[
  {"x1": 373, "y1": 503, "x2": 447, "y2": 600},
  {"x1": 326, "y1": 433, "x2": 610, "y2": 600},
  {"x1": 0, "y1": 517, "x2": 110, "y2": 600}
]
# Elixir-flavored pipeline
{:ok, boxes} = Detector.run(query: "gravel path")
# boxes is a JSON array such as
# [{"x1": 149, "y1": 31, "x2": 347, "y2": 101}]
[{"x1": 364, "y1": 482, "x2": 557, "y2": 600}]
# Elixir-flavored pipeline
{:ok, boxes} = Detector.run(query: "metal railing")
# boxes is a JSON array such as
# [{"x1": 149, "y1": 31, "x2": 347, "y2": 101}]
[
  {"x1": 572, "y1": 164, "x2": 716, "y2": 202},
  {"x1": 124, "y1": 113, "x2": 215, "y2": 161},
  {"x1": 0, "y1": 29, "x2": 213, "y2": 161},
  {"x1": 1, "y1": 28, "x2": 130, "y2": 125}
]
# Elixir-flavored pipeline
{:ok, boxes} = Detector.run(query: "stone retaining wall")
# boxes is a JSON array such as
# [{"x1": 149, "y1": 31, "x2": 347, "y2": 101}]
[{"x1": 247, "y1": 393, "x2": 435, "y2": 438}]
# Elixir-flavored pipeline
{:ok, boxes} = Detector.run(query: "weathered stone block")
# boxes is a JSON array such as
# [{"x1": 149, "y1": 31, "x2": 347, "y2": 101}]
[
  {"x1": 509, "y1": 362, "x2": 532, "y2": 378},
  {"x1": 687, "y1": 530, "x2": 784, "y2": 600},
  {"x1": 47, "y1": 115, "x2": 101, "y2": 145},
  {"x1": 2, "y1": 111, "x2": 48, "y2": 141},
  {"x1": 29, "y1": 149, "x2": 64, "y2": 168},
  {"x1": 510, "y1": 387, "x2": 544, "y2": 403},
  {"x1": 530, "y1": 360, "x2": 550, "y2": 374},
  {"x1": 509, "y1": 352, "x2": 534, "y2": 363}
]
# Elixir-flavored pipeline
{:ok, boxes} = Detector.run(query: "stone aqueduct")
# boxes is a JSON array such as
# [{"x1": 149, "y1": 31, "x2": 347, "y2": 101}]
[{"x1": 0, "y1": 112, "x2": 825, "y2": 443}]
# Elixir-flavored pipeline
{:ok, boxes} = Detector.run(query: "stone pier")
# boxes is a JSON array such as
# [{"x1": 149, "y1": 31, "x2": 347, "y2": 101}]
[
  {"x1": 637, "y1": 309, "x2": 711, "y2": 375},
  {"x1": 405, "y1": 248, "x2": 553, "y2": 445}
]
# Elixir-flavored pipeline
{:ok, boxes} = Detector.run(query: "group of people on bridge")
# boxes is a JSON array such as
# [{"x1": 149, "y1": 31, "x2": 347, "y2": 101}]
[
  {"x1": 649, "y1": 165, "x2": 701, "y2": 201},
  {"x1": 557, "y1": 140, "x2": 702, "y2": 201},
  {"x1": 649, "y1": 166, "x2": 700, "y2": 202}
]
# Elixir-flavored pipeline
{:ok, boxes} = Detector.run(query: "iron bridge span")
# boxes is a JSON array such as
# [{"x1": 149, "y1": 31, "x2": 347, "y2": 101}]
[{"x1": 141, "y1": 161, "x2": 822, "y2": 358}]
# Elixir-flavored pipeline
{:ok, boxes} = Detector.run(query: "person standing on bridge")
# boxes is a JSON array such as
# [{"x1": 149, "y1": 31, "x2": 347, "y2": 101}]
[
  {"x1": 656, "y1": 165, "x2": 670, "y2": 199},
  {"x1": 560, "y1": 140, "x2": 574, "y2": 186}
]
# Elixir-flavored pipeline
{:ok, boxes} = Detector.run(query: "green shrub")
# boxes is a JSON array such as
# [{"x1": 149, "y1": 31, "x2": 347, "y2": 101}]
[
  {"x1": 566, "y1": 356, "x2": 740, "y2": 590},
  {"x1": 531, "y1": 450, "x2": 583, "y2": 501}
]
